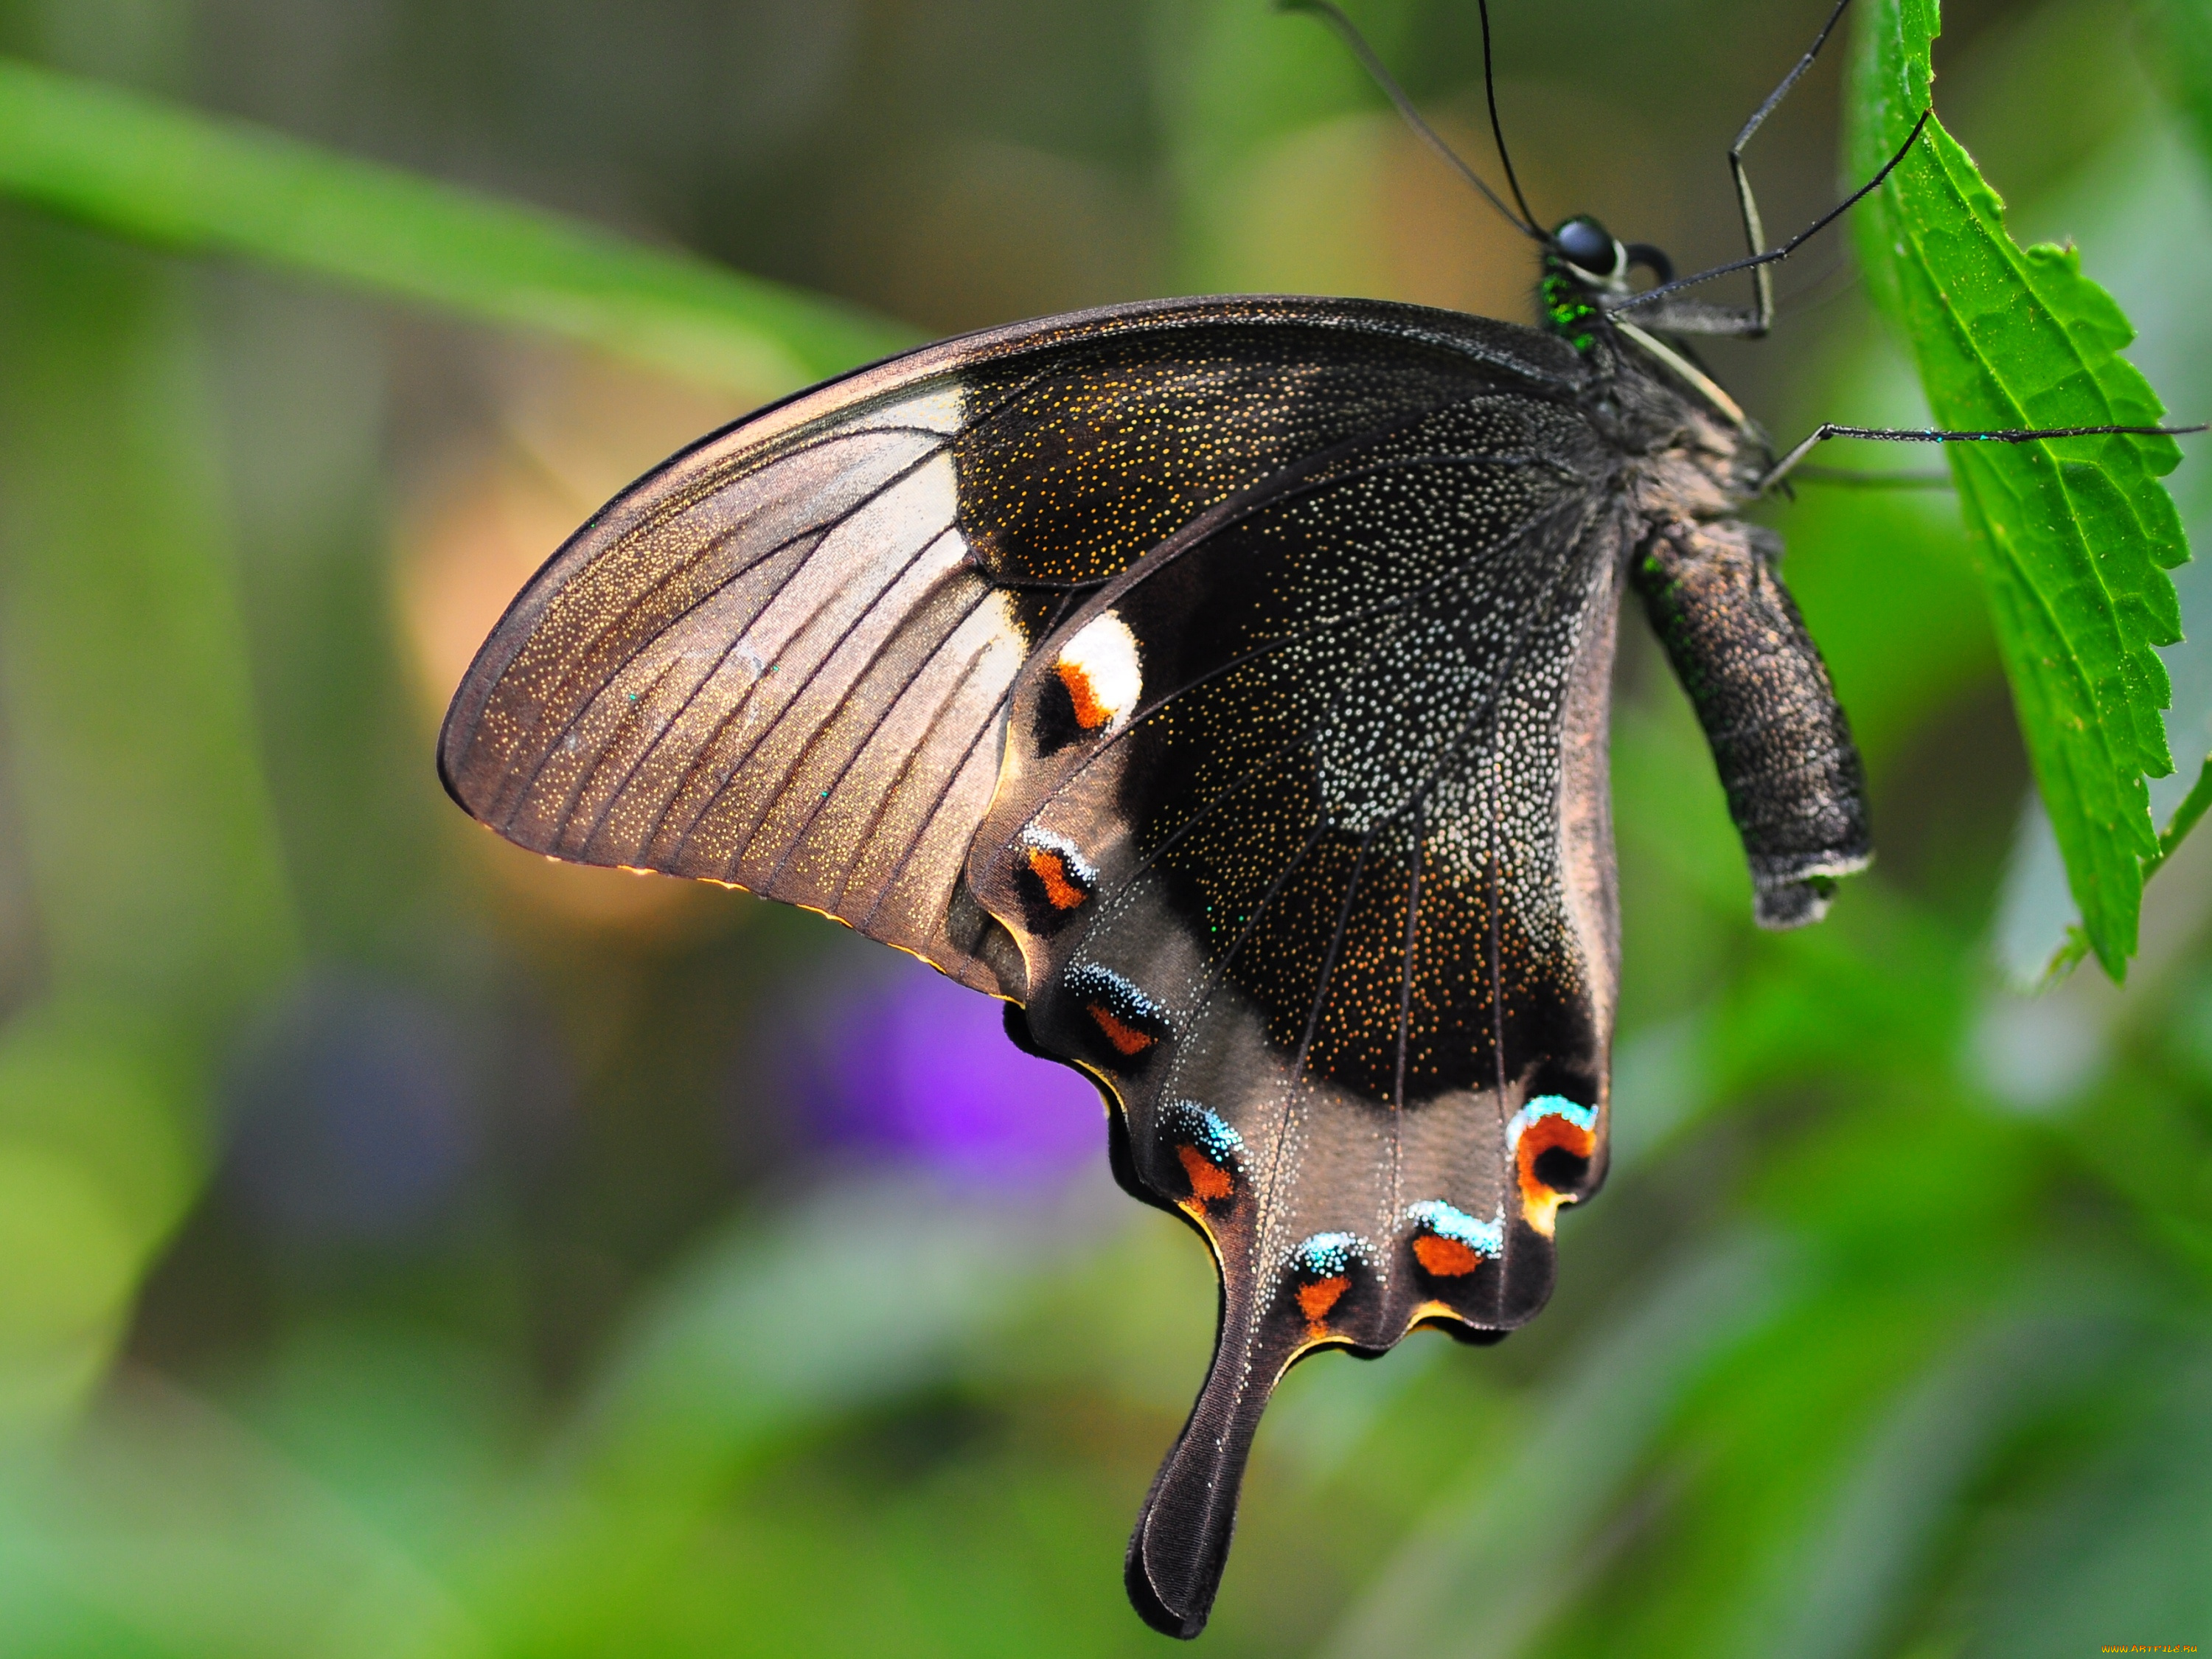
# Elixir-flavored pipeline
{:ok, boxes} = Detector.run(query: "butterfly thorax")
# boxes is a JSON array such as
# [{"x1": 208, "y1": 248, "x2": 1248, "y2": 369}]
[
  {"x1": 1540, "y1": 215, "x2": 1769, "y2": 515},
  {"x1": 1606, "y1": 345, "x2": 1767, "y2": 523},
  {"x1": 1540, "y1": 214, "x2": 1645, "y2": 354},
  {"x1": 1540, "y1": 262, "x2": 1606, "y2": 354}
]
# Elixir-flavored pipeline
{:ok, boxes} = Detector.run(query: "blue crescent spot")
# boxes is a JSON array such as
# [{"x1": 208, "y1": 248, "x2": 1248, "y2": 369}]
[
  {"x1": 1021, "y1": 826, "x2": 1099, "y2": 886},
  {"x1": 1405, "y1": 1200, "x2": 1506, "y2": 1256},
  {"x1": 1506, "y1": 1093, "x2": 1599, "y2": 1149},
  {"x1": 1290, "y1": 1231, "x2": 1369, "y2": 1279},
  {"x1": 1061, "y1": 962, "x2": 1166, "y2": 1029},
  {"x1": 1163, "y1": 1099, "x2": 1242, "y2": 1165}
]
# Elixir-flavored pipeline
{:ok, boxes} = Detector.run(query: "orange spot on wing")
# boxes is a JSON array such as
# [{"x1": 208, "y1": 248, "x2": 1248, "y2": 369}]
[
  {"x1": 1515, "y1": 1116, "x2": 1598, "y2": 1211},
  {"x1": 1057, "y1": 660, "x2": 1110, "y2": 729},
  {"x1": 1178, "y1": 1145, "x2": 1234, "y2": 1202},
  {"x1": 1027, "y1": 846, "x2": 1088, "y2": 910},
  {"x1": 1088, "y1": 1004, "x2": 1155, "y2": 1056},
  {"x1": 1412, "y1": 1234, "x2": 1486, "y2": 1277},
  {"x1": 1296, "y1": 1276, "x2": 1349, "y2": 1325}
]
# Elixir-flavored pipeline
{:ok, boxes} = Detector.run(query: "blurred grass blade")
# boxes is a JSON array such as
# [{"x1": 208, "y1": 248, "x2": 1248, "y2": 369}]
[
  {"x1": 1323, "y1": 1232, "x2": 1792, "y2": 1659},
  {"x1": 467, "y1": 1180, "x2": 1065, "y2": 1648},
  {"x1": 1962, "y1": 1337, "x2": 2212, "y2": 1655},
  {"x1": 574, "y1": 1178, "x2": 1047, "y2": 1486},
  {"x1": 0, "y1": 222, "x2": 296, "y2": 1018},
  {"x1": 1848, "y1": 0, "x2": 2193, "y2": 979},
  {"x1": 2140, "y1": 0, "x2": 2212, "y2": 177},
  {"x1": 1731, "y1": 1310, "x2": 2114, "y2": 1659},
  {"x1": 0, "y1": 56, "x2": 918, "y2": 397},
  {"x1": 0, "y1": 212, "x2": 297, "y2": 1432},
  {"x1": 0, "y1": 1373, "x2": 487, "y2": 1659},
  {"x1": 1147, "y1": 0, "x2": 1417, "y2": 289}
]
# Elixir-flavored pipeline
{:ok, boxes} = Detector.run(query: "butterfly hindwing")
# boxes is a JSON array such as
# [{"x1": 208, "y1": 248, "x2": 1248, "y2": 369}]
[{"x1": 969, "y1": 381, "x2": 1628, "y2": 1635}]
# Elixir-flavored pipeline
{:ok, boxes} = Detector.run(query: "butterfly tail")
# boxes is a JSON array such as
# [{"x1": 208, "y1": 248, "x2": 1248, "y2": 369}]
[{"x1": 1124, "y1": 1284, "x2": 1291, "y2": 1639}]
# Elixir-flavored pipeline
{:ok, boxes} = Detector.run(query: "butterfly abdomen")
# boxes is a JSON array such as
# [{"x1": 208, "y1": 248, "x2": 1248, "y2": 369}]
[{"x1": 1632, "y1": 516, "x2": 1871, "y2": 926}]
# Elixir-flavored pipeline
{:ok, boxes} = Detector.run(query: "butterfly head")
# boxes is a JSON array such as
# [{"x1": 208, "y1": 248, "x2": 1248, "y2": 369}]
[
  {"x1": 1542, "y1": 215, "x2": 1677, "y2": 351},
  {"x1": 1551, "y1": 215, "x2": 1627, "y2": 286}
]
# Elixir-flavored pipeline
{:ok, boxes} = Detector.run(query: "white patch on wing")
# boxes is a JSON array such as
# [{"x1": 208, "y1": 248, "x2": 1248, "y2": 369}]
[
  {"x1": 1054, "y1": 611, "x2": 1144, "y2": 734},
  {"x1": 846, "y1": 382, "x2": 967, "y2": 436}
]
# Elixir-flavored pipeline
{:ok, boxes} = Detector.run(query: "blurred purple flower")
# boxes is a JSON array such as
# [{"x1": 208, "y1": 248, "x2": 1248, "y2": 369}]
[
  {"x1": 774, "y1": 959, "x2": 1101, "y2": 1192},
  {"x1": 224, "y1": 972, "x2": 480, "y2": 1246}
]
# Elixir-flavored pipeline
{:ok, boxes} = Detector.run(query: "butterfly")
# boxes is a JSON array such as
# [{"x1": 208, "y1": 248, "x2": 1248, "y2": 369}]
[
  {"x1": 437, "y1": 276, "x2": 1868, "y2": 1628},
  {"x1": 434, "y1": 0, "x2": 2196, "y2": 1635}
]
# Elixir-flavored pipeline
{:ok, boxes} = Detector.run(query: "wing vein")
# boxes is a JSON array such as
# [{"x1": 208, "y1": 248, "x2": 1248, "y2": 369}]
[
  {"x1": 1390, "y1": 797, "x2": 1425, "y2": 1301},
  {"x1": 692, "y1": 523, "x2": 970, "y2": 874},
  {"x1": 554, "y1": 650, "x2": 692, "y2": 855},
  {"x1": 825, "y1": 616, "x2": 1001, "y2": 916},
  {"x1": 758, "y1": 570, "x2": 995, "y2": 892},
  {"x1": 512, "y1": 442, "x2": 952, "y2": 846},
  {"x1": 854, "y1": 642, "x2": 1011, "y2": 934},
  {"x1": 650, "y1": 492, "x2": 959, "y2": 870}
]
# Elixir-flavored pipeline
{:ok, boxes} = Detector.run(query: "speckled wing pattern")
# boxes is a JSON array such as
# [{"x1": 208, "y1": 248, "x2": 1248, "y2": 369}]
[
  {"x1": 963, "y1": 347, "x2": 1627, "y2": 1640},
  {"x1": 439, "y1": 296, "x2": 1630, "y2": 1639}
]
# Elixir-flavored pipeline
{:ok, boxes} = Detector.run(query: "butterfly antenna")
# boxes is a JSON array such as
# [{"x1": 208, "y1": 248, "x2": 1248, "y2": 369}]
[
  {"x1": 1475, "y1": 0, "x2": 1539, "y2": 232},
  {"x1": 1276, "y1": 0, "x2": 1545, "y2": 242}
]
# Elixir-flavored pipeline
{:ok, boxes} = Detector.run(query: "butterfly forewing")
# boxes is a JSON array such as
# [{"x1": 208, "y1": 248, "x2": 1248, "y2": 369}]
[
  {"x1": 440, "y1": 297, "x2": 1586, "y2": 995},
  {"x1": 439, "y1": 386, "x2": 1029, "y2": 989}
]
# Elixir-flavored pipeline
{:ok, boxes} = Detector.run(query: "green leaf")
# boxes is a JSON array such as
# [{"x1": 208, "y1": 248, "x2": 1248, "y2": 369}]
[
  {"x1": 2151, "y1": 750, "x2": 2212, "y2": 874},
  {"x1": 0, "y1": 56, "x2": 918, "y2": 397},
  {"x1": 1847, "y1": 0, "x2": 2193, "y2": 979}
]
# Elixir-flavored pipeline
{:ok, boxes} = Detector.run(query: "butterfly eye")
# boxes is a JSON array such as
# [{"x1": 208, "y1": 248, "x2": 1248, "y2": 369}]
[
  {"x1": 1405, "y1": 1200, "x2": 1504, "y2": 1279},
  {"x1": 1551, "y1": 215, "x2": 1622, "y2": 278},
  {"x1": 1505, "y1": 1095, "x2": 1600, "y2": 1234}
]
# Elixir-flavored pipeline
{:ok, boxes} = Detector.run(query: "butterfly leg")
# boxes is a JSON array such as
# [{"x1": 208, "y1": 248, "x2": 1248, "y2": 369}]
[
  {"x1": 1761, "y1": 420, "x2": 2211, "y2": 493},
  {"x1": 1720, "y1": 0, "x2": 1855, "y2": 338},
  {"x1": 1613, "y1": 50, "x2": 1930, "y2": 339}
]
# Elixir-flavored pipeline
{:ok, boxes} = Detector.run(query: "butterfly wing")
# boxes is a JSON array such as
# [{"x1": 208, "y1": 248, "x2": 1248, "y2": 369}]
[
  {"x1": 439, "y1": 295, "x2": 1620, "y2": 1638},
  {"x1": 966, "y1": 384, "x2": 1626, "y2": 1636},
  {"x1": 438, "y1": 296, "x2": 1582, "y2": 994}
]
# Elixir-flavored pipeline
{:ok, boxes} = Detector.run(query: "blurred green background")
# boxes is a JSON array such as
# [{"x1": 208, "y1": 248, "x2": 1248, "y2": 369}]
[{"x1": 0, "y1": 0, "x2": 2209, "y2": 1653}]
